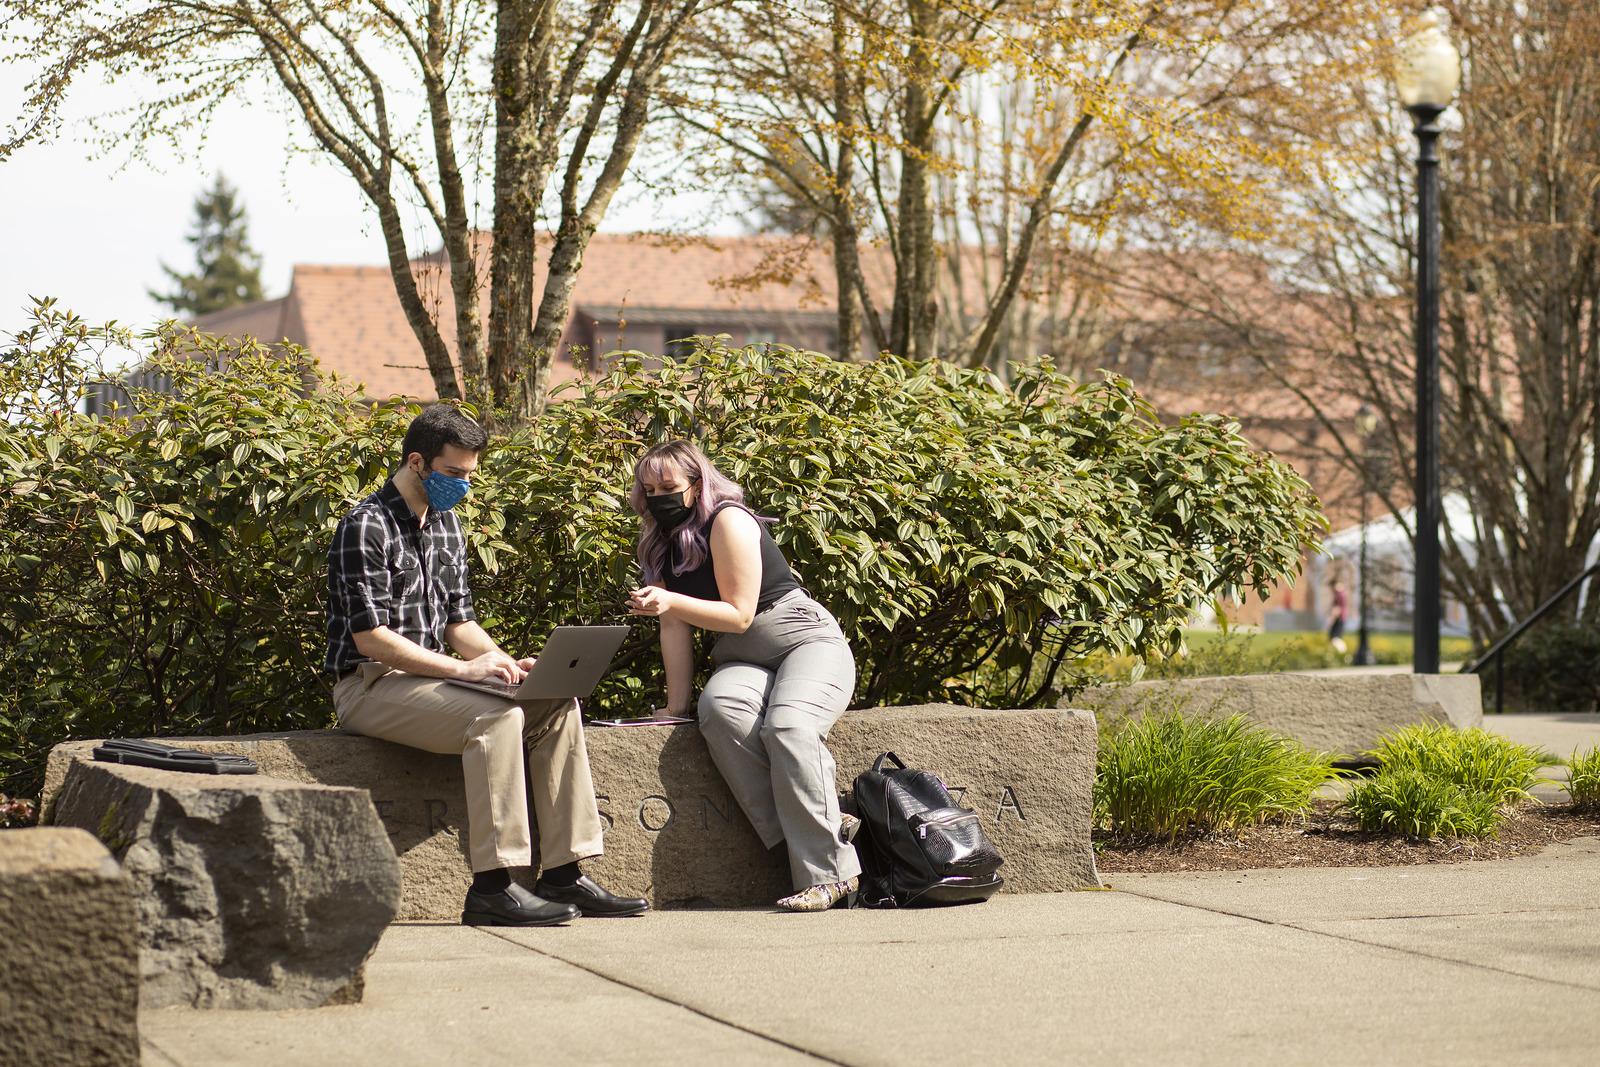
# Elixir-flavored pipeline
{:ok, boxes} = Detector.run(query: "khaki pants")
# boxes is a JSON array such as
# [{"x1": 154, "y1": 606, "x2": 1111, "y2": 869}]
[{"x1": 333, "y1": 663, "x2": 605, "y2": 873}]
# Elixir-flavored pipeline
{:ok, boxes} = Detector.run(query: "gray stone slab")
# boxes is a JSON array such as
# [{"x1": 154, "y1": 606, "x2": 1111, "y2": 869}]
[
  {"x1": 131, "y1": 841, "x2": 1600, "y2": 1067},
  {"x1": 0, "y1": 827, "x2": 141, "y2": 1067},
  {"x1": 1063, "y1": 672, "x2": 1483, "y2": 756},
  {"x1": 428, "y1": 894, "x2": 1600, "y2": 1067},
  {"x1": 50, "y1": 758, "x2": 401, "y2": 1010},
  {"x1": 47, "y1": 705, "x2": 1099, "y2": 918},
  {"x1": 1297, "y1": 910, "x2": 1600, "y2": 991},
  {"x1": 585, "y1": 704, "x2": 1101, "y2": 908},
  {"x1": 1112, "y1": 835, "x2": 1600, "y2": 923},
  {"x1": 138, "y1": 924, "x2": 823, "y2": 1067}
]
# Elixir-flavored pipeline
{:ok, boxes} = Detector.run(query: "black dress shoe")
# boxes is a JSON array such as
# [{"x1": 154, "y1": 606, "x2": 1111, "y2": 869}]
[
  {"x1": 533, "y1": 874, "x2": 650, "y2": 917},
  {"x1": 461, "y1": 882, "x2": 580, "y2": 927}
]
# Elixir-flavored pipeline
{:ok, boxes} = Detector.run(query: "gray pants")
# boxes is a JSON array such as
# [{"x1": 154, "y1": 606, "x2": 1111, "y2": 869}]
[{"x1": 699, "y1": 590, "x2": 862, "y2": 891}]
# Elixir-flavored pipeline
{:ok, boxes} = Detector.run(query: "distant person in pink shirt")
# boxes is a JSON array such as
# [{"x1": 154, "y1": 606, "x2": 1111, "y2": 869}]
[{"x1": 1327, "y1": 579, "x2": 1350, "y2": 655}]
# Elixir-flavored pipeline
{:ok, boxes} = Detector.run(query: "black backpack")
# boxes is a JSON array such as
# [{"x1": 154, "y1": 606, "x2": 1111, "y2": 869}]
[{"x1": 850, "y1": 752, "x2": 1004, "y2": 907}]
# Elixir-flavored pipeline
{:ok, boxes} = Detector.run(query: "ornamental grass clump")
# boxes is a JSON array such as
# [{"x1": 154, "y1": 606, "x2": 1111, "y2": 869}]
[
  {"x1": 1340, "y1": 769, "x2": 1503, "y2": 839},
  {"x1": 1365, "y1": 724, "x2": 1556, "y2": 805},
  {"x1": 1094, "y1": 712, "x2": 1339, "y2": 842},
  {"x1": 1567, "y1": 745, "x2": 1600, "y2": 810}
]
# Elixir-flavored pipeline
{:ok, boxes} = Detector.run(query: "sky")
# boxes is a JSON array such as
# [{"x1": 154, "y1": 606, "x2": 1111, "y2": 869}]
[{"x1": 0, "y1": 66, "x2": 721, "y2": 361}]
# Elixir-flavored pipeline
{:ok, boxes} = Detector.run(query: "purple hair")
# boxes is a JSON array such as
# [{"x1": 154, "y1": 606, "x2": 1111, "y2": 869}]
[{"x1": 630, "y1": 439, "x2": 746, "y2": 584}]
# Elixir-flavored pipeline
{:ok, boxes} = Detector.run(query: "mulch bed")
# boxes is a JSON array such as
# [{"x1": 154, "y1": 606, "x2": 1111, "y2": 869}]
[{"x1": 1093, "y1": 800, "x2": 1600, "y2": 873}]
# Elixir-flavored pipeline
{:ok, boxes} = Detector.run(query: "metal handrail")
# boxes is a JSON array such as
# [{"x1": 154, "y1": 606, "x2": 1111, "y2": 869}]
[{"x1": 1463, "y1": 560, "x2": 1600, "y2": 713}]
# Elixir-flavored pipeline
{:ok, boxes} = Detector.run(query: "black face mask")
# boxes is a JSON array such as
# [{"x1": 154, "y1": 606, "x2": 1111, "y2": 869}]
[{"x1": 646, "y1": 491, "x2": 694, "y2": 533}]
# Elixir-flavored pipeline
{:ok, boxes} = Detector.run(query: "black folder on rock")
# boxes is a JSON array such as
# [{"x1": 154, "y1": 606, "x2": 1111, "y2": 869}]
[{"x1": 92, "y1": 737, "x2": 259, "y2": 775}]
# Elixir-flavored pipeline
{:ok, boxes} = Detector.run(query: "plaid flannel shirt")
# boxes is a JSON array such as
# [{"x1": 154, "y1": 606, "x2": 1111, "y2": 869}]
[{"x1": 325, "y1": 479, "x2": 476, "y2": 673}]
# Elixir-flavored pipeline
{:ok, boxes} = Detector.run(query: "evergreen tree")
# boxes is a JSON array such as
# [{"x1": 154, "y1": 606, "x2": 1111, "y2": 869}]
[{"x1": 151, "y1": 174, "x2": 265, "y2": 316}]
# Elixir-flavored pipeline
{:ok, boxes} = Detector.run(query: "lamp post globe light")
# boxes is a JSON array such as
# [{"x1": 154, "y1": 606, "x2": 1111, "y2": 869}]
[
  {"x1": 1394, "y1": 9, "x2": 1460, "y2": 675},
  {"x1": 1353, "y1": 403, "x2": 1380, "y2": 666}
]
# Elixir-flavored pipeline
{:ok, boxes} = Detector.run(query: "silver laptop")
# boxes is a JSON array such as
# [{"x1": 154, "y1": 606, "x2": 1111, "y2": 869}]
[{"x1": 447, "y1": 625, "x2": 630, "y2": 702}]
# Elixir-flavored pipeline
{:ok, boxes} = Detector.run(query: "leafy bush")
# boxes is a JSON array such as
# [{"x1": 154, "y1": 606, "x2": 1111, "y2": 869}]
[
  {"x1": 1364, "y1": 724, "x2": 1555, "y2": 805},
  {"x1": 0, "y1": 303, "x2": 1323, "y2": 795},
  {"x1": 1567, "y1": 745, "x2": 1600, "y2": 810},
  {"x1": 1094, "y1": 712, "x2": 1339, "y2": 842},
  {"x1": 1340, "y1": 768, "x2": 1503, "y2": 839},
  {"x1": 1495, "y1": 620, "x2": 1600, "y2": 712}
]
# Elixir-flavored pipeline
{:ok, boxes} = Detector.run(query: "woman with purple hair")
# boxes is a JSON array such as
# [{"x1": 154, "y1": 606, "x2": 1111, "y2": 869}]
[{"x1": 626, "y1": 439, "x2": 862, "y2": 911}]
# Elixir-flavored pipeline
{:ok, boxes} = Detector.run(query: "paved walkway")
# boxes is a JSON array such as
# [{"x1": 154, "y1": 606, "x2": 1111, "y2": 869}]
[{"x1": 142, "y1": 833, "x2": 1600, "y2": 1066}]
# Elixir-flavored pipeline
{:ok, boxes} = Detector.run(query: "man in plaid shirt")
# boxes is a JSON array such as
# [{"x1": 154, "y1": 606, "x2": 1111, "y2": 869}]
[{"x1": 327, "y1": 405, "x2": 647, "y2": 926}]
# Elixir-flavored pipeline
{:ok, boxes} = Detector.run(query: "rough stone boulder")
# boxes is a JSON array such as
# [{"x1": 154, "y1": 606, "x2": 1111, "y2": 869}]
[
  {"x1": 0, "y1": 827, "x2": 141, "y2": 1066},
  {"x1": 1061, "y1": 672, "x2": 1482, "y2": 757},
  {"x1": 49, "y1": 758, "x2": 401, "y2": 1010},
  {"x1": 46, "y1": 705, "x2": 1098, "y2": 917}
]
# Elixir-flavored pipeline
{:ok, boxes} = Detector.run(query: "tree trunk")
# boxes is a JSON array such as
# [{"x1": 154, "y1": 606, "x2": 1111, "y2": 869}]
[
  {"x1": 888, "y1": 0, "x2": 940, "y2": 360},
  {"x1": 519, "y1": 2, "x2": 692, "y2": 417},
  {"x1": 423, "y1": 1, "x2": 485, "y2": 410},
  {"x1": 829, "y1": 3, "x2": 863, "y2": 361}
]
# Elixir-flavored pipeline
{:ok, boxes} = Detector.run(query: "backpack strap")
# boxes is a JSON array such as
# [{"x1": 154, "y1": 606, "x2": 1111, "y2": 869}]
[{"x1": 871, "y1": 751, "x2": 907, "y2": 773}]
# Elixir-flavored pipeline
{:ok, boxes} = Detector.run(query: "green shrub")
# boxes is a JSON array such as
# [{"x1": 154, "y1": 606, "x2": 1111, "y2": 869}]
[
  {"x1": 0, "y1": 303, "x2": 1324, "y2": 795},
  {"x1": 1567, "y1": 745, "x2": 1600, "y2": 810},
  {"x1": 1094, "y1": 712, "x2": 1339, "y2": 842},
  {"x1": 1495, "y1": 620, "x2": 1600, "y2": 712},
  {"x1": 1365, "y1": 724, "x2": 1555, "y2": 805},
  {"x1": 1340, "y1": 768, "x2": 1503, "y2": 839}
]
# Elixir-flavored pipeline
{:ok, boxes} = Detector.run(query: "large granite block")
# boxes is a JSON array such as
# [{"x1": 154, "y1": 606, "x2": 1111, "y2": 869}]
[
  {"x1": 45, "y1": 705, "x2": 1099, "y2": 917},
  {"x1": 0, "y1": 827, "x2": 140, "y2": 1067},
  {"x1": 585, "y1": 705, "x2": 1101, "y2": 907},
  {"x1": 49, "y1": 759, "x2": 401, "y2": 1010},
  {"x1": 1061, "y1": 673, "x2": 1482, "y2": 756}
]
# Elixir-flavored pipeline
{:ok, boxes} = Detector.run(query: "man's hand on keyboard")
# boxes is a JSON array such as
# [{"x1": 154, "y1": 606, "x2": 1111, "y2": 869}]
[{"x1": 457, "y1": 650, "x2": 527, "y2": 684}]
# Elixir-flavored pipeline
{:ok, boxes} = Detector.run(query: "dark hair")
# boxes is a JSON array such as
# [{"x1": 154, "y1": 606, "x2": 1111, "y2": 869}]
[{"x1": 400, "y1": 404, "x2": 488, "y2": 468}]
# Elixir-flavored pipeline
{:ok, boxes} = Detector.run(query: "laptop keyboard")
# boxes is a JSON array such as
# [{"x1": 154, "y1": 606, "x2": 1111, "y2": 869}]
[{"x1": 466, "y1": 678, "x2": 522, "y2": 699}]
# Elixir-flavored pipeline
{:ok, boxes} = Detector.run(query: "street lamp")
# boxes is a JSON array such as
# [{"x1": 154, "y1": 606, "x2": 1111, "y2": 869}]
[
  {"x1": 1353, "y1": 404, "x2": 1380, "y2": 665},
  {"x1": 1395, "y1": 9, "x2": 1460, "y2": 675}
]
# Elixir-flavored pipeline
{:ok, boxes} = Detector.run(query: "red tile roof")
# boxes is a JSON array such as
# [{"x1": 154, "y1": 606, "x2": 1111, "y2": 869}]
[{"x1": 193, "y1": 233, "x2": 866, "y2": 402}]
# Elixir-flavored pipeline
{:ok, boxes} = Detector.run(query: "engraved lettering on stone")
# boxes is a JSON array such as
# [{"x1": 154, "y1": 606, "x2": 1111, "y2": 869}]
[
  {"x1": 425, "y1": 798, "x2": 450, "y2": 834},
  {"x1": 373, "y1": 800, "x2": 399, "y2": 838},
  {"x1": 699, "y1": 793, "x2": 732, "y2": 831},
  {"x1": 946, "y1": 786, "x2": 968, "y2": 805},
  {"x1": 995, "y1": 786, "x2": 1025, "y2": 822},
  {"x1": 638, "y1": 795, "x2": 676, "y2": 832},
  {"x1": 595, "y1": 795, "x2": 613, "y2": 833}
]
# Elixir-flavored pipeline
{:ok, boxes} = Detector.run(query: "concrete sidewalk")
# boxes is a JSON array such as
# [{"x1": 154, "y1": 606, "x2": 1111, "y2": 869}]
[{"x1": 141, "y1": 835, "x2": 1600, "y2": 1067}]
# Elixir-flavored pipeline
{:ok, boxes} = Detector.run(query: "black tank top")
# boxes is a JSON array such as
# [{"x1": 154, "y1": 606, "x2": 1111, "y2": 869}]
[{"x1": 663, "y1": 502, "x2": 800, "y2": 610}]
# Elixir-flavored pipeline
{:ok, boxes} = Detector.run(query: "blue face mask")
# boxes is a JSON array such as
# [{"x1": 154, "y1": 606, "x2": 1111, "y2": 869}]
[{"x1": 422, "y1": 468, "x2": 471, "y2": 511}]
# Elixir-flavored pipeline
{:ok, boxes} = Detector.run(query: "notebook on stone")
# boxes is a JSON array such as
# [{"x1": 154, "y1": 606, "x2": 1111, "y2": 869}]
[{"x1": 445, "y1": 624, "x2": 630, "y2": 702}]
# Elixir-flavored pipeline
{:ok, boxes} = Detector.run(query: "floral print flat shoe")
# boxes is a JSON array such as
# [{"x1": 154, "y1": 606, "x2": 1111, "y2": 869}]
[{"x1": 777, "y1": 876, "x2": 859, "y2": 912}]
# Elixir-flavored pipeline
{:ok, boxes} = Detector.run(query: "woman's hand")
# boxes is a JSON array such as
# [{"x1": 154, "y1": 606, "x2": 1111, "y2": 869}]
[
  {"x1": 628, "y1": 585, "x2": 675, "y2": 617},
  {"x1": 650, "y1": 706, "x2": 689, "y2": 721}
]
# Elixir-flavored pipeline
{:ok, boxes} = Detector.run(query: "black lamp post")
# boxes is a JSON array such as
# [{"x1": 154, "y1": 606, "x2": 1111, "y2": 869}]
[
  {"x1": 1353, "y1": 403, "x2": 1379, "y2": 666},
  {"x1": 1395, "y1": 10, "x2": 1460, "y2": 676}
]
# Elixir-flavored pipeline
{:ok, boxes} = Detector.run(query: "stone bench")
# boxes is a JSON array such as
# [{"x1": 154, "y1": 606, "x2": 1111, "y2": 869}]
[
  {"x1": 45, "y1": 704, "x2": 1100, "y2": 920},
  {"x1": 0, "y1": 827, "x2": 140, "y2": 1066},
  {"x1": 47, "y1": 758, "x2": 401, "y2": 1010},
  {"x1": 1060, "y1": 672, "x2": 1482, "y2": 758}
]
